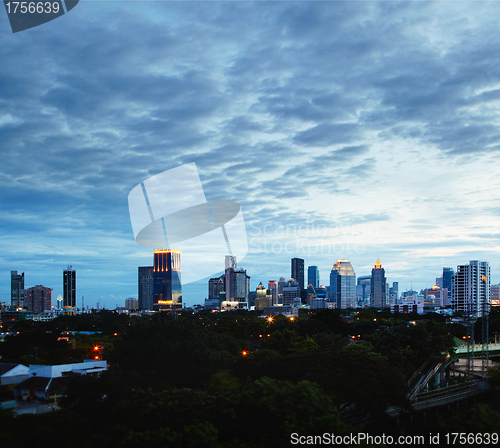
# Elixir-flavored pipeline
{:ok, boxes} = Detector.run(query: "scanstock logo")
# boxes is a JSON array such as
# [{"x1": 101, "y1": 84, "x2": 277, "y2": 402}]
[
  {"x1": 3, "y1": 0, "x2": 79, "y2": 33},
  {"x1": 128, "y1": 163, "x2": 248, "y2": 285}
]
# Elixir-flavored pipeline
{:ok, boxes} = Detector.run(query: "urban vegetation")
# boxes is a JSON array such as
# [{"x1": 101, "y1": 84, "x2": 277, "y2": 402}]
[{"x1": 1, "y1": 308, "x2": 500, "y2": 447}]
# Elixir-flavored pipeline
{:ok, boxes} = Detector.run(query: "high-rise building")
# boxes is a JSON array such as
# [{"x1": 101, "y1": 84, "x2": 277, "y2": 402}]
[
  {"x1": 308, "y1": 266, "x2": 320, "y2": 289},
  {"x1": 63, "y1": 266, "x2": 76, "y2": 312},
  {"x1": 370, "y1": 259, "x2": 387, "y2": 308},
  {"x1": 11, "y1": 271, "x2": 25, "y2": 308},
  {"x1": 24, "y1": 285, "x2": 52, "y2": 314},
  {"x1": 153, "y1": 249, "x2": 182, "y2": 312},
  {"x1": 282, "y1": 279, "x2": 301, "y2": 307},
  {"x1": 443, "y1": 267, "x2": 454, "y2": 304},
  {"x1": 138, "y1": 266, "x2": 154, "y2": 311},
  {"x1": 224, "y1": 256, "x2": 250, "y2": 309},
  {"x1": 291, "y1": 258, "x2": 305, "y2": 291},
  {"x1": 329, "y1": 259, "x2": 356, "y2": 309},
  {"x1": 453, "y1": 260, "x2": 490, "y2": 318},
  {"x1": 208, "y1": 276, "x2": 225, "y2": 300},
  {"x1": 255, "y1": 283, "x2": 272, "y2": 311},
  {"x1": 268, "y1": 280, "x2": 278, "y2": 305},
  {"x1": 389, "y1": 282, "x2": 399, "y2": 305},
  {"x1": 356, "y1": 275, "x2": 371, "y2": 307}
]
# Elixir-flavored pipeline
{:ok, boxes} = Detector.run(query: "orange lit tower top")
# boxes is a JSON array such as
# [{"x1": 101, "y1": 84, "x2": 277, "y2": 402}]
[
  {"x1": 154, "y1": 249, "x2": 181, "y2": 273},
  {"x1": 153, "y1": 249, "x2": 182, "y2": 312}
]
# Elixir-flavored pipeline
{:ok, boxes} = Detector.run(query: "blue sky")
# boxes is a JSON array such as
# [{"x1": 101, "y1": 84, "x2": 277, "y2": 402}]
[{"x1": 1, "y1": 1, "x2": 500, "y2": 308}]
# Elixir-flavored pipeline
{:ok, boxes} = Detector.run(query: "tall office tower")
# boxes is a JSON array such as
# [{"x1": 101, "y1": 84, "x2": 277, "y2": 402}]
[
  {"x1": 443, "y1": 267, "x2": 454, "y2": 304},
  {"x1": 208, "y1": 276, "x2": 225, "y2": 300},
  {"x1": 24, "y1": 285, "x2": 53, "y2": 314},
  {"x1": 282, "y1": 279, "x2": 301, "y2": 306},
  {"x1": 225, "y1": 265, "x2": 250, "y2": 309},
  {"x1": 153, "y1": 249, "x2": 182, "y2": 312},
  {"x1": 329, "y1": 259, "x2": 356, "y2": 309},
  {"x1": 356, "y1": 275, "x2": 371, "y2": 307},
  {"x1": 291, "y1": 258, "x2": 305, "y2": 291},
  {"x1": 370, "y1": 259, "x2": 386, "y2": 308},
  {"x1": 138, "y1": 266, "x2": 154, "y2": 311},
  {"x1": 277, "y1": 277, "x2": 286, "y2": 305},
  {"x1": 11, "y1": 271, "x2": 25, "y2": 308},
  {"x1": 63, "y1": 266, "x2": 76, "y2": 311},
  {"x1": 308, "y1": 266, "x2": 320, "y2": 289},
  {"x1": 268, "y1": 280, "x2": 278, "y2": 305},
  {"x1": 453, "y1": 260, "x2": 490, "y2": 318},
  {"x1": 225, "y1": 255, "x2": 237, "y2": 270},
  {"x1": 389, "y1": 282, "x2": 399, "y2": 305}
]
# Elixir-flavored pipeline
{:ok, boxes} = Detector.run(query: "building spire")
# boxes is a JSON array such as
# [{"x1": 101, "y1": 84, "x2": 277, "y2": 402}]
[{"x1": 375, "y1": 258, "x2": 382, "y2": 269}]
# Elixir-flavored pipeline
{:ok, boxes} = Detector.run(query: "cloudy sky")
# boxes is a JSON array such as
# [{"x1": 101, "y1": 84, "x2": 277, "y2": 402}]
[{"x1": 1, "y1": 1, "x2": 500, "y2": 308}]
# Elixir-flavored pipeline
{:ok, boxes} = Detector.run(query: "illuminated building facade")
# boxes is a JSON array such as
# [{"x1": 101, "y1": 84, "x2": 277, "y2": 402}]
[
  {"x1": 63, "y1": 266, "x2": 76, "y2": 313},
  {"x1": 329, "y1": 259, "x2": 356, "y2": 309},
  {"x1": 370, "y1": 259, "x2": 387, "y2": 308},
  {"x1": 11, "y1": 271, "x2": 25, "y2": 308},
  {"x1": 453, "y1": 260, "x2": 490, "y2": 318},
  {"x1": 138, "y1": 266, "x2": 154, "y2": 311},
  {"x1": 25, "y1": 285, "x2": 53, "y2": 314},
  {"x1": 153, "y1": 249, "x2": 182, "y2": 312}
]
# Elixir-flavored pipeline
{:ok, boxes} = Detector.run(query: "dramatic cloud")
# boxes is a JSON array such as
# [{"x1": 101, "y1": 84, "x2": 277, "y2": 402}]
[{"x1": 1, "y1": 2, "x2": 500, "y2": 306}]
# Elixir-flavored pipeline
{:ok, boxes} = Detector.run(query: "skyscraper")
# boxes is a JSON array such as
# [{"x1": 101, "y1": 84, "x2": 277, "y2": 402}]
[
  {"x1": 453, "y1": 260, "x2": 490, "y2": 318},
  {"x1": 308, "y1": 266, "x2": 320, "y2": 289},
  {"x1": 63, "y1": 266, "x2": 76, "y2": 312},
  {"x1": 11, "y1": 271, "x2": 24, "y2": 308},
  {"x1": 208, "y1": 276, "x2": 225, "y2": 300},
  {"x1": 291, "y1": 258, "x2": 305, "y2": 291},
  {"x1": 153, "y1": 249, "x2": 182, "y2": 312},
  {"x1": 138, "y1": 266, "x2": 154, "y2": 311},
  {"x1": 268, "y1": 280, "x2": 278, "y2": 305},
  {"x1": 370, "y1": 258, "x2": 386, "y2": 308},
  {"x1": 282, "y1": 279, "x2": 301, "y2": 306},
  {"x1": 356, "y1": 275, "x2": 371, "y2": 307},
  {"x1": 225, "y1": 263, "x2": 250, "y2": 309},
  {"x1": 329, "y1": 259, "x2": 356, "y2": 309},
  {"x1": 443, "y1": 267, "x2": 454, "y2": 304},
  {"x1": 24, "y1": 285, "x2": 53, "y2": 314}
]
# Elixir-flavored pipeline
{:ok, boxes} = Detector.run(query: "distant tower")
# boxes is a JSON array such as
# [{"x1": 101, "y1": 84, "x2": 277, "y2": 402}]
[
  {"x1": 63, "y1": 266, "x2": 76, "y2": 312},
  {"x1": 56, "y1": 295, "x2": 63, "y2": 310},
  {"x1": 329, "y1": 260, "x2": 356, "y2": 309},
  {"x1": 24, "y1": 286, "x2": 53, "y2": 314},
  {"x1": 308, "y1": 266, "x2": 320, "y2": 289},
  {"x1": 268, "y1": 280, "x2": 278, "y2": 305},
  {"x1": 225, "y1": 260, "x2": 250, "y2": 309},
  {"x1": 138, "y1": 266, "x2": 154, "y2": 311},
  {"x1": 453, "y1": 261, "x2": 489, "y2": 318},
  {"x1": 153, "y1": 249, "x2": 182, "y2": 312},
  {"x1": 443, "y1": 267, "x2": 454, "y2": 304},
  {"x1": 11, "y1": 271, "x2": 25, "y2": 308},
  {"x1": 370, "y1": 258, "x2": 387, "y2": 308},
  {"x1": 291, "y1": 258, "x2": 305, "y2": 292}
]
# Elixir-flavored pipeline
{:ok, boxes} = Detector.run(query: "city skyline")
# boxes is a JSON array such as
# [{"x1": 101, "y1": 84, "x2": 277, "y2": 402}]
[{"x1": 2, "y1": 2, "x2": 500, "y2": 308}]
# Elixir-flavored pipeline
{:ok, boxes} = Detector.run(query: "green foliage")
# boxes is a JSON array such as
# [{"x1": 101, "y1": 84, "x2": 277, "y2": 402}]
[{"x1": 0, "y1": 329, "x2": 72, "y2": 365}]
